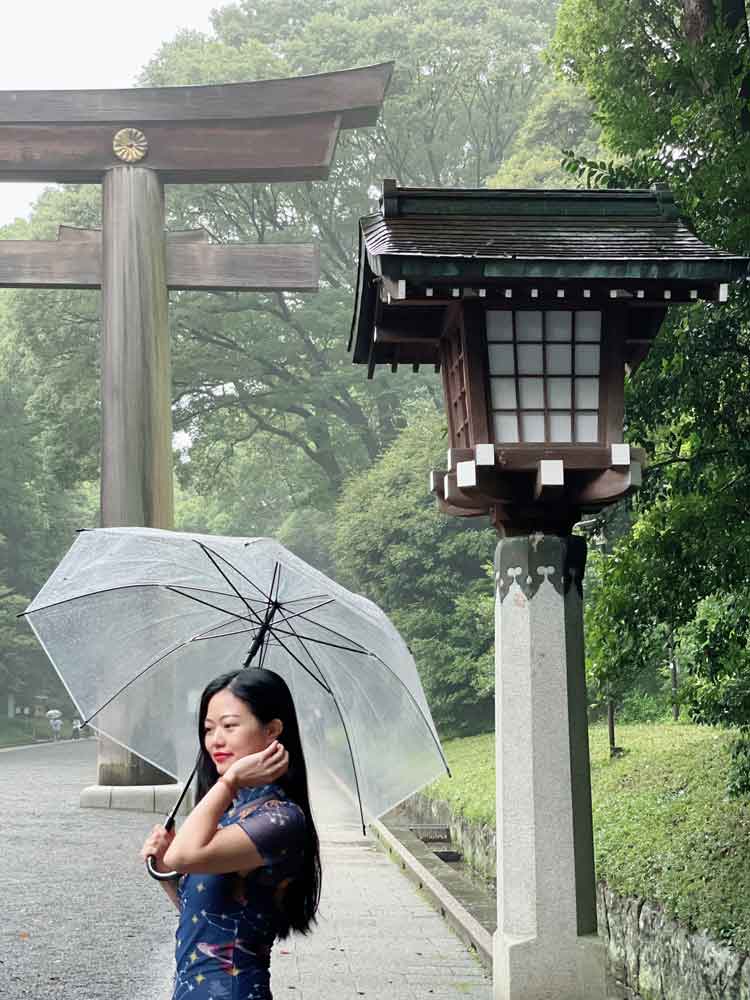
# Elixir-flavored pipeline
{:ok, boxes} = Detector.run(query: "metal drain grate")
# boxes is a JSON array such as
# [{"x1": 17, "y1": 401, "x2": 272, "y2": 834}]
[{"x1": 410, "y1": 824, "x2": 451, "y2": 844}]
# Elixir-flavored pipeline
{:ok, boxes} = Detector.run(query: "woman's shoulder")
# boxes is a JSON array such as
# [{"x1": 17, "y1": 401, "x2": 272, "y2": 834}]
[{"x1": 235, "y1": 785, "x2": 305, "y2": 823}]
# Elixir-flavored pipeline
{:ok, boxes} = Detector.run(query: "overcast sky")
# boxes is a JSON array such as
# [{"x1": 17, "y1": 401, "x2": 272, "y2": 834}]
[{"x1": 0, "y1": 0, "x2": 221, "y2": 225}]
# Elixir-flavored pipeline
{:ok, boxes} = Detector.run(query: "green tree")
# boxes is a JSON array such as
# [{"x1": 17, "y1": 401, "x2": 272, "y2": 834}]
[
  {"x1": 548, "y1": 0, "x2": 750, "y2": 734},
  {"x1": 333, "y1": 403, "x2": 495, "y2": 737},
  {"x1": 5, "y1": 0, "x2": 561, "y2": 512},
  {"x1": 490, "y1": 79, "x2": 600, "y2": 189}
]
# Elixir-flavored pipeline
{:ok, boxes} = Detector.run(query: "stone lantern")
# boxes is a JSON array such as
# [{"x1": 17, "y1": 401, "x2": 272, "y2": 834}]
[
  {"x1": 349, "y1": 181, "x2": 748, "y2": 1000},
  {"x1": 350, "y1": 180, "x2": 746, "y2": 534}
]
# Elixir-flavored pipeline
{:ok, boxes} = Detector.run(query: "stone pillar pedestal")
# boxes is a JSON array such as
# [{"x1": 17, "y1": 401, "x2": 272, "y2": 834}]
[{"x1": 493, "y1": 534, "x2": 605, "y2": 1000}]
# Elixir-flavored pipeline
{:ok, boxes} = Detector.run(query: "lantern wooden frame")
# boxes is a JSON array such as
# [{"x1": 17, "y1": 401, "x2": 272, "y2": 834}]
[{"x1": 350, "y1": 181, "x2": 748, "y2": 532}]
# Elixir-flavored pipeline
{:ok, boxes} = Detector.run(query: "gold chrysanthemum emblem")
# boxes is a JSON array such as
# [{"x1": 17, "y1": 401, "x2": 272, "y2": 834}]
[{"x1": 112, "y1": 128, "x2": 148, "y2": 163}]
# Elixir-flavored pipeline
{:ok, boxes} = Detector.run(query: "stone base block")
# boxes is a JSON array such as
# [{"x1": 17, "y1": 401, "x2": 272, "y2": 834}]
[
  {"x1": 80, "y1": 783, "x2": 188, "y2": 815},
  {"x1": 494, "y1": 931, "x2": 606, "y2": 1000},
  {"x1": 79, "y1": 784, "x2": 112, "y2": 809}
]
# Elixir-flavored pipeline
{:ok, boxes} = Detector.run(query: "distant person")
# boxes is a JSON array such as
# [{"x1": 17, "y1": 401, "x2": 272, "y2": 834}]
[
  {"x1": 139, "y1": 668, "x2": 321, "y2": 1000},
  {"x1": 50, "y1": 717, "x2": 62, "y2": 742},
  {"x1": 72, "y1": 718, "x2": 81, "y2": 740}
]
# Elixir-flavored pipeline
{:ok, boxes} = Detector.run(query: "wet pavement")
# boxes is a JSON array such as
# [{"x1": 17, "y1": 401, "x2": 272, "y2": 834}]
[{"x1": 2, "y1": 740, "x2": 491, "y2": 999}]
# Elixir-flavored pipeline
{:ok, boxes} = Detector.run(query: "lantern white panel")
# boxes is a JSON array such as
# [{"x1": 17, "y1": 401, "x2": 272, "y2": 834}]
[
  {"x1": 549, "y1": 413, "x2": 572, "y2": 442},
  {"x1": 548, "y1": 377, "x2": 571, "y2": 408},
  {"x1": 575, "y1": 311, "x2": 602, "y2": 341},
  {"x1": 490, "y1": 377, "x2": 517, "y2": 409},
  {"x1": 494, "y1": 413, "x2": 519, "y2": 442},
  {"x1": 575, "y1": 413, "x2": 599, "y2": 442},
  {"x1": 546, "y1": 311, "x2": 572, "y2": 342},
  {"x1": 517, "y1": 344, "x2": 543, "y2": 374},
  {"x1": 546, "y1": 344, "x2": 572, "y2": 375},
  {"x1": 488, "y1": 343, "x2": 515, "y2": 375},
  {"x1": 516, "y1": 311, "x2": 542, "y2": 341},
  {"x1": 518, "y1": 378, "x2": 544, "y2": 408},
  {"x1": 575, "y1": 344, "x2": 600, "y2": 376},
  {"x1": 520, "y1": 413, "x2": 545, "y2": 442},
  {"x1": 486, "y1": 311, "x2": 513, "y2": 341},
  {"x1": 575, "y1": 377, "x2": 599, "y2": 409}
]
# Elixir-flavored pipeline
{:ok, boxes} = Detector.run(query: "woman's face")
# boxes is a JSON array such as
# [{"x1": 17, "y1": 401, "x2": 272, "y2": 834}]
[{"x1": 203, "y1": 689, "x2": 273, "y2": 774}]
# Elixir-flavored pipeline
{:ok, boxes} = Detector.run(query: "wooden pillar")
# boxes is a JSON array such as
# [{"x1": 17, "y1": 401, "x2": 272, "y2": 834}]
[
  {"x1": 98, "y1": 165, "x2": 174, "y2": 786},
  {"x1": 101, "y1": 165, "x2": 174, "y2": 529}
]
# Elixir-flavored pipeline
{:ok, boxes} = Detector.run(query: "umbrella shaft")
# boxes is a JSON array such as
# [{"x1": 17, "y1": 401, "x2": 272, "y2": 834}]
[{"x1": 243, "y1": 613, "x2": 274, "y2": 668}]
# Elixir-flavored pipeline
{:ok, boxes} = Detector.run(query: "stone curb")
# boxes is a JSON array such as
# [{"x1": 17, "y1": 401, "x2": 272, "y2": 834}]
[
  {"x1": 80, "y1": 782, "x2": 190, "y2": 816},
  {"x1": 368, "y1": 814, "x2": 493, "y2": 968}
]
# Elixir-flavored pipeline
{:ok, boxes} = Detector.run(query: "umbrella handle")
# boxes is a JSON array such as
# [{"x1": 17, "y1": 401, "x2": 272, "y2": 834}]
[
  {"x1": 145, "y1": 762, "x2": 198, "y2": 882},
  {"x1": 146, "y1": 855, "x2": 181, "y2": 882}
]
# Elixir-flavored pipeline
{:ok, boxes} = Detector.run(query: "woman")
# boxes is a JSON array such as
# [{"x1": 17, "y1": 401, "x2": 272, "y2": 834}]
[{"x1": 140, "y1": 668, "x2": 322, "y2": 1000}]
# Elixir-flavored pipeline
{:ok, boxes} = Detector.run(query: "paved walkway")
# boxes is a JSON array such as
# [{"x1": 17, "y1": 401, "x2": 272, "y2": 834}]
[{"x1": 2, "y1": 741, "x2": 491, "y2": 1000}]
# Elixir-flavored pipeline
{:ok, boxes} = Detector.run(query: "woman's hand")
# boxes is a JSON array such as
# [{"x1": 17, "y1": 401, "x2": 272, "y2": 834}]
[
  {"x1": 223, "y1": 740, "x2": 289, "y2": 794},
  {"x1": 140, "y1": 824, "x2": 176, "y2": 873}
]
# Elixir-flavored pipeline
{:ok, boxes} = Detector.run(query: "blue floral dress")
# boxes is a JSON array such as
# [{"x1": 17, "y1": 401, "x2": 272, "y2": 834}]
[{"x1": 172, "y1": 783, "x2": 306, "y2": 1000}]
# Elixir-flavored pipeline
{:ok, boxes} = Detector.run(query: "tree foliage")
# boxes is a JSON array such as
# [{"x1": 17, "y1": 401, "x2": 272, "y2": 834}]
[
  {"x1": 333, "y1": 403, "x2": 496, "y2": 737},
  {"x1": 551, "y1": 0, "x2": 750, "y2": 730}
]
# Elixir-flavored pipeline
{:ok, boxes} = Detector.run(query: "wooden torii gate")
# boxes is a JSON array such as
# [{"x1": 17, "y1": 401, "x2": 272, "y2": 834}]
[
  {"x1": 0, "y1": 63, "x2": 392, "y2": 528},
  {"x1": 0, "y1": 64, "x2": 391, "y2": 783}
]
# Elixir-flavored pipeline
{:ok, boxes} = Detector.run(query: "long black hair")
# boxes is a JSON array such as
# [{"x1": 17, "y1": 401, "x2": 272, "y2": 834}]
[{"x1": 195, "y1": 668, "x2": 321, "y2": 937}]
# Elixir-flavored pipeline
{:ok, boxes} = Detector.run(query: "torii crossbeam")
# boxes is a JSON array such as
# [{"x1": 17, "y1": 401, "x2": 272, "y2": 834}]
[{"x1": 0, "y1": 64, "x2": 392, "y2": 528}]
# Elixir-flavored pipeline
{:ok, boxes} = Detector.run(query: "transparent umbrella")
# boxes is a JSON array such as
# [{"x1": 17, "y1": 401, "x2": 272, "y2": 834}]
[{"x1": 23, "y1": 527, "x2": 449, "y2": 860}]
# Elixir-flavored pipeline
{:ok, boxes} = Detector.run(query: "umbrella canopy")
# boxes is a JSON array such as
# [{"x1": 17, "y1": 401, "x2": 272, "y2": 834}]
[
  {"x1": 24, "y1": 527, "x2": 448, "y2": 826},
  {"x1": 45, "y1": 709, "x2": 62, "y2": 719}
]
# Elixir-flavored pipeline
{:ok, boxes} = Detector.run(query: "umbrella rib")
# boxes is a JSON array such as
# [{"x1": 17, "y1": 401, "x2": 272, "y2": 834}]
[
  {"x1": 259, "y1": 629, "x2": 272, "y2": 669},
  {"x1": 271, "y1": 599, "x2": 335, "y2": 628},
  {"x1": 270, "y1": 628, "x2": 370, "y2": 655},
  {"x1": 294, "y1": 612, "x2": 370, "y2": 653},
  {"x1": 81, "y1": 604, "x2": 258, "y2": 726},
  {"x1": 198, "y1": 542, "x2": 272, "y2": 605},
  {"x1": 192, "y1": 620, "x2": 265, "y2": 641},
  {"x1": 79, "y1": 614, "x2": 237, "y2": 725},
  {"x1": 20, "y1": 582, "x2": 184, "y2": 617},
  {"x1": 177, "y1": 585, "x2": 267, "y2": 604},
  {"x1": 264, "y1": 629, "x2": 333, "y2": 695},
  {"x1": 274, "y1": 594, "x2": 330, "y2": 604},
  {"x1": 196, "y1": 542, "x2": 267, "y2": 622},
  {"x1": 295, "y1": 615, "x2": 450, "y2": 778},
  {"x1": 282, "y1": 617, "x2": 367, "y2": 836},
  {"x1": 165, "y1": 586, "x2": 258, "y2": 624},
  {"x1": 190, "y1": 627, "x2": 262, "y2": 642}
]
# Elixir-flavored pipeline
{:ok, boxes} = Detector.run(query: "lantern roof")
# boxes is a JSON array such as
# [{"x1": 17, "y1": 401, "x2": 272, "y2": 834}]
[{"x1": 350, "y1": 180, "x2": 749, "y2": 368}]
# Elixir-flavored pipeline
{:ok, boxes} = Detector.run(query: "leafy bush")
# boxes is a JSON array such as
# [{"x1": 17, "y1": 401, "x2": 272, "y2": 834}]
[
  {"x1": 678, "y1": 589, "x2": 750, "y2": 730},
  {"x1": 727, "y1": 734, "x2": 750, "y2": 799}
]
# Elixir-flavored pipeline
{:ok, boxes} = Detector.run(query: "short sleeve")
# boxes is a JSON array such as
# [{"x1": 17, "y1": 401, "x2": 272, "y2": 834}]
[{"x1": 237, "y1": 798, "x2": 306, "y2": 872}]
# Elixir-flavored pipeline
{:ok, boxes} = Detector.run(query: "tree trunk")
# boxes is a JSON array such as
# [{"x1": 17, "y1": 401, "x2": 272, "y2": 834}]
[
  {"x1": 668, "y1": 632, "x2": 680, "y2": 721},
  {"x1": 683, "y1": 0, "x2": 714, "y2": 42},
  {"x1": 608, "y1": 699, "x2": 617, "y2": 757}
]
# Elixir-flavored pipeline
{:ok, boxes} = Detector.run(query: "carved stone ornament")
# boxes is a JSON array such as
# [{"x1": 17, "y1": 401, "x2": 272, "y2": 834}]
[
  {"x1": 112, "y1": 128, "x2": 148, "y2": 163},
  {"x1": 495, "y1": 533, "x2": 587, "y2": 601}
]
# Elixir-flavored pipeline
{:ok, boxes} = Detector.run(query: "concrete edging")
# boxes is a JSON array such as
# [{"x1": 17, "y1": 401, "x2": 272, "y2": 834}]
[
  {"x1": 368, "y1": 815, "x2": 493, "y2": 968},
  {"x1": 80, "y1": 783, "x2": 189, "y2": 816}
]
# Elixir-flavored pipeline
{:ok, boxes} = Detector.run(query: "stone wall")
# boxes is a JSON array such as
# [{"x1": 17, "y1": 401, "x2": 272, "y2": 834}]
[
  {"x1": 395, "y1": 793, "x2": 750, "y2": 1000},
  {"x1": 598, "y1": 883, "x2": 750, "y2": 1000}
]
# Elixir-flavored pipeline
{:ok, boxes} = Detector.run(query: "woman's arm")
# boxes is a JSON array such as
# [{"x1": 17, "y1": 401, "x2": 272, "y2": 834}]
[
  {"x1": 140, "y1": 825, "x2": 181, "y2": 911},
  {"x1": 163, "y1": 741, "x2": 288, "y2": 876}
]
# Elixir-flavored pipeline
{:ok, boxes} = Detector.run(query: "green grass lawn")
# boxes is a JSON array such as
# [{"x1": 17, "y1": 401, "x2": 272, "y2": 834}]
[{"x1": 425, "y1": 722, "x2": 750, "y2": 950}]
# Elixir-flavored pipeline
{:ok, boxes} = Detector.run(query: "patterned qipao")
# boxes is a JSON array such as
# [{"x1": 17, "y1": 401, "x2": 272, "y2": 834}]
[{"x1": 173, "y1": 783, "x2": 306, "y2": 1000}]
